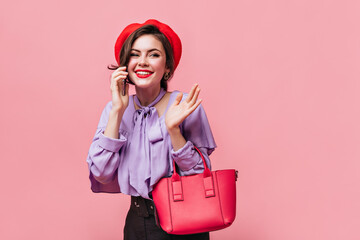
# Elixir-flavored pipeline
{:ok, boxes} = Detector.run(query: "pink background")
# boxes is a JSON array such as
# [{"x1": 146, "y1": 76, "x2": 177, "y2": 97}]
[{"x1": 1, "y1": 0, "x2": 359, "y2": 239}]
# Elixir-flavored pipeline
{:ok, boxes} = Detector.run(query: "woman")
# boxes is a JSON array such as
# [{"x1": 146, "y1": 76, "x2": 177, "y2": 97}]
[{"x1": 86, "y1": 19, "x2": 216, "y2": 240}]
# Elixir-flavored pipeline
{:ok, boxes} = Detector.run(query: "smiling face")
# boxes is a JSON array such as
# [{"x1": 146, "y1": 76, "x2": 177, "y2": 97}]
[{"x1": 127, "y1": 34, "x2": 169, "y2": 92}]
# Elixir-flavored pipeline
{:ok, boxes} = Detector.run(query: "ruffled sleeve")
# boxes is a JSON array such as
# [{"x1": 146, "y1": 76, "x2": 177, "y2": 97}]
[
  {"x1": 86, "y1": 101, "x2": 127, "y2": 193},
  {"x1": 180, "y1": 102, "x2": 216, "y2": 155}
]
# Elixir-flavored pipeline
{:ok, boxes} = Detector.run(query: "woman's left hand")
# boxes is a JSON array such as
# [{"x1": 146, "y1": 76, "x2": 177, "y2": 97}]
[{"x1": 165, "y1": 84, "x2": 202, "y2": 132}]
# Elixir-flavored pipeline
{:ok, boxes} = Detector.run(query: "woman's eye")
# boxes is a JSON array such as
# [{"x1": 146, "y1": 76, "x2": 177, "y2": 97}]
[
  {"x1": 130, "y1": 53, "x2": 138, "y2": 57},
  {"x1": 150, "y1": 53, "x2": 160, "y2": 57}
]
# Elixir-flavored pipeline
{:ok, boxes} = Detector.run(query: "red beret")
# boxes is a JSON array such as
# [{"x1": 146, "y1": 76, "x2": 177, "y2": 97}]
[{"x1": 114, "y1": 19, "x2": 182, "y2": 70}]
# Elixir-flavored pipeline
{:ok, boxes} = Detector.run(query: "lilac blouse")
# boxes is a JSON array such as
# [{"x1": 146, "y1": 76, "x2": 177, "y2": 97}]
[{"x1": 86, "y1": 90, "x2": 216, "y2": 199}]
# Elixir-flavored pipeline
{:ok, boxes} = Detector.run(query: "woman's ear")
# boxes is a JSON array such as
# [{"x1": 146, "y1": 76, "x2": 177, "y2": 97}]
[{"x1": 165, "y1": 65, "x2": 170, "y2": 73}]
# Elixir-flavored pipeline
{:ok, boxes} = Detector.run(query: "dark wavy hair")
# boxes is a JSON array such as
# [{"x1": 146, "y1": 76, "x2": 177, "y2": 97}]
[{"x1": 108, "y1": 25, "x2": 175, "y2": 91}]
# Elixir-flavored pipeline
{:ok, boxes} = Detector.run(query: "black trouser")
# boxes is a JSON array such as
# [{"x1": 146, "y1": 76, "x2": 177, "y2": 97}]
[{"x1": 124, "y1": 196, "x2": 210, "y2": 240}]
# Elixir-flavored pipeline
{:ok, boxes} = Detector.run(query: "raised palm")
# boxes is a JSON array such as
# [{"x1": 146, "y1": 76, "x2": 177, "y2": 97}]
[{"x1": 165, "y1": 84, "x2": 202, "y2": 131}]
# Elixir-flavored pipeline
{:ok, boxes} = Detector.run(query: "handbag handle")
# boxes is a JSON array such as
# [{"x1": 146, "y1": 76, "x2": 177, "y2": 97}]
[
  {"x1": 171, "y1": 146, "x2": 215, "y2": 201},
  {"x1": 171, "y1": 146, "x2": 211, "y2": 179}
]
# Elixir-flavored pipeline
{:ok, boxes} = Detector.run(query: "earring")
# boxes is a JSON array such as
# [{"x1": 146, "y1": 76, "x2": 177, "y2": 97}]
[{"x1": 164, "y1": 72, "x2": 170, "y2": 80}]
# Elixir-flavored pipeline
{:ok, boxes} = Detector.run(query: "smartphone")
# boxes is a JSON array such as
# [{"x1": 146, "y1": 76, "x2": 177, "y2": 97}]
[{"x1": 122, "y1": 78, "x2": 127, "y2": 96}]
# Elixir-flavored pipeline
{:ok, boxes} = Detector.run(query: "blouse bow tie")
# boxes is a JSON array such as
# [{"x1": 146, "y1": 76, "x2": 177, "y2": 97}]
[
  {"x1": 134, "y1": 106, "x2": 152, "y2": 119},
  {"x1": 129, "y1": 89, "x2": 167, "y2": 198}
]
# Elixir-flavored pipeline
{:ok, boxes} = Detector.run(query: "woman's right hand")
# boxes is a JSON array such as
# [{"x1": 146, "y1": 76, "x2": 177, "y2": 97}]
[{"x1": 110, "y1": 66, "x2": 129, "y2": 112}]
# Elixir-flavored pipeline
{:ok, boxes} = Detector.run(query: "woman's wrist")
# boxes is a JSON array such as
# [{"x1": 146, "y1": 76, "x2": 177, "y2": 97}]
[
  {"x1": 110, "y1": 105, "x2": 126, "y2": 115},
  {"x1": 104, "y1": 109, "x2": 124, "y2": 139},
  {"x1": 166, "y1": 125, "x2": 181, "y2": 136},
  {"x1": 167, "y1": 126, "x2": 186, "y2": 151}
]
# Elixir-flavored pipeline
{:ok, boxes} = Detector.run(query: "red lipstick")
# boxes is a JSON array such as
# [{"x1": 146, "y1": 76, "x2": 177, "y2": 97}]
[{"x1": 135, "y1": 69, "x2": 153, "y2": 78}]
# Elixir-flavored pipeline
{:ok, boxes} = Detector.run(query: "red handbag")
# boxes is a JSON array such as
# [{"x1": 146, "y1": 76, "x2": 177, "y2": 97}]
[{"x1": 152, "y1": 146, "x2": 237, "y2": 235}]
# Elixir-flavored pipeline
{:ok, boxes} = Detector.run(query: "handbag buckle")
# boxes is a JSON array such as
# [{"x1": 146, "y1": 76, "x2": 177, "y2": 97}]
[
  {"x1": 203, "y1": 174, "x2": 215, "y2": 198},
  {"x1": 172, "y1": 179, "x2": 184, "y2": 201}
]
